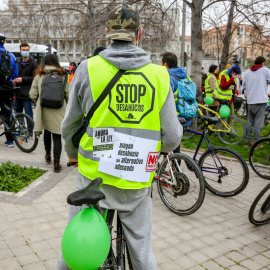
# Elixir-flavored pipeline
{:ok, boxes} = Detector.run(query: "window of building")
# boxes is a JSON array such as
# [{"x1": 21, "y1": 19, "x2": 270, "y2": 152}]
[
  {"x1": 75, "y1": 54, "x2": 81, "y2": 59},
  {"x1": 266, "y1": 52, "x2": 270, "y2": 58},
  {"x1": 68, "y1": 54, "x2": 73, "y2": 59},
  {"x1": 75, "y1": 40, "x2": 82, "y2": 52}
]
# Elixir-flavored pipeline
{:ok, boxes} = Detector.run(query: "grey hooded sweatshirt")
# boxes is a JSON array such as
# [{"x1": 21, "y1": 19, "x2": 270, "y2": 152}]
[{"x1": 61, "y1": 42, "x2": 182, "y2": 208}]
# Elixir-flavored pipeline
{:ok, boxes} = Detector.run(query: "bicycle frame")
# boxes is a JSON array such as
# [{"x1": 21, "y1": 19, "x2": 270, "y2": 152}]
[
  {"x1": 185, "y1": 126, "x2": 226, "y2": 176},
  {"x1": 198, "y1": 104, "x2": 232, "y2": 133},
  {"x1": 154, "y1": 152, "x2": 183, "y2": 186}
]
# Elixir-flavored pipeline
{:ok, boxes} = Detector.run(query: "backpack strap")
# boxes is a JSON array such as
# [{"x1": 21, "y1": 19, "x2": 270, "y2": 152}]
[{"x1": 169, "y1": 74, "x2": 182, "y2": 82}]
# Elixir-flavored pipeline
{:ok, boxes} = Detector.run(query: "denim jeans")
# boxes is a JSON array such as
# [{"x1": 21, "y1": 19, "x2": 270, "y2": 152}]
[
  {"x1": 15, "y1": 98, "x2": 33, "y2": 119},
  {"x1": 15, "y1": 99, "x2": 33, "y2": 135}
]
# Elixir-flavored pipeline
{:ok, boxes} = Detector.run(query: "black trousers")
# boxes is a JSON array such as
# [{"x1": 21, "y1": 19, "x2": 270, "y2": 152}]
[
  {"x1": 43, "y1": 130, "x2": 62, "y2": 159},
  {"x1": 0, "y1": 88, "x2": 14, "y2": 142}
]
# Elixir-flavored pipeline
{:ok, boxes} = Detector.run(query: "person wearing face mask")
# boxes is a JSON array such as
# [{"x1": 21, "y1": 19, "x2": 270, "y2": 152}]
[
  {"x1": 13, "y1": 43, "x2": 38, "y2": 125},
  {"x1": 68, "y1": 62, "x2": 77, "y2": 83},
  {"x1": 204, "y1": 64, "x2": 220, "y2": 110}
]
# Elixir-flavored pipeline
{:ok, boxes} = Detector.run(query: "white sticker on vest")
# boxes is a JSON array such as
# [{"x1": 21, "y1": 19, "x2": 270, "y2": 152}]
[
  {"x1": 93, "y1": 128, "x2": 114, "y2": 158},
  {"x1": 98, "y1": 132, "x2": 158, "y2": 182}
]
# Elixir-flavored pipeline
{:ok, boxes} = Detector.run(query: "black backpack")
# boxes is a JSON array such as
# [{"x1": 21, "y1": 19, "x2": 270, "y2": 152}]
[
  {"x1": 0, "y1": 51, "x2": 13, "y2": 82},
  {"x1": 40, "y1": 73, "x2": 68, "y2": 109}
]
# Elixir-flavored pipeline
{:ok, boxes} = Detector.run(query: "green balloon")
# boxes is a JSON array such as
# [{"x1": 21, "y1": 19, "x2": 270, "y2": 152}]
[
  {"x1": 268, "y1": 99, "x2": 270, "y2": 106},
  {"x1": 205, "y1": 96, "x2": 214, "y2": 105},
  {"x1": 62, "y1": 208, "x2": 110, "y2": 270},
  {"x1": 219, "y1": 105, "x2": 230, "y2": 118}
]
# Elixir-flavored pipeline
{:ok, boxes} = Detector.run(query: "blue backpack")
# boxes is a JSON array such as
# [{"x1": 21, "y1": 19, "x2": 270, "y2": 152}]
[{"x1": 171, "y1": 75, "x2": 198, "y2": 119}]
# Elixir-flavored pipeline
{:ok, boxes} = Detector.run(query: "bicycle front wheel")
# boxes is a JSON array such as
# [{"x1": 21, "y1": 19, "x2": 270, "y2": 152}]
[
  {"x1": 198, "y1": 147, "x2": 249, "y2": 197},
  {"x1": 156, "y1": 153, "x2": 205, "y2": 216},
  {"x1": 11, "y1": 113, "x2": 38, "y2": 153},
  {"x1": 235, "y1": 100, "x2": 247, "y2": 119},
  {"x1": 249, "y1": 183, "x2": 270, "y2": 225},
  {"x1": 217, "y1": 115, "x2": 246, "y2": 145},
  {"x1": 249, "y1": 137, "x2": 270, "y2": 180}
]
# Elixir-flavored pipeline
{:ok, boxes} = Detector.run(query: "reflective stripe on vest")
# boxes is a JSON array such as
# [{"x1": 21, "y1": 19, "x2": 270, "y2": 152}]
[
  {"x1": 78, "y1": 56, "x2": 170, "y2": 189},
  {"x1": 216, "y1": 70, "x2": 233, "y2": 100}
]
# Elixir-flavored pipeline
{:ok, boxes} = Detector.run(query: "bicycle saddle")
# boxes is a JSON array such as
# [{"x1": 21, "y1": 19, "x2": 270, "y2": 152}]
[
  {"x1": 215, "y1": 98, "x2": 229, "y2": 105},
  {"x1": 178, "y1": 117, "x2": 187, "y2": 126},
  {"x1": 199, "y1": 115, "x2": 220, "y2": 125},
  {"x1": 67, "y1": 177, "x2": 105, "y2": 206}
]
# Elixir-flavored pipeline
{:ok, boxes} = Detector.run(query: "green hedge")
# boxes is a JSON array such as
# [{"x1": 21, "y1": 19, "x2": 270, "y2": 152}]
[{"x1": 0, "y1": 161, "x2": 47, "y2": 193}]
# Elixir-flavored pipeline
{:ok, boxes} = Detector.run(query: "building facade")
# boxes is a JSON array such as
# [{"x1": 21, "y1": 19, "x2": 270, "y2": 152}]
[
  {"x1": 202, "y1": 23, "x2": 270, "y2": 63},
  {"x1": 1, "y1": 0, "x2": 181, "y2": 63}
]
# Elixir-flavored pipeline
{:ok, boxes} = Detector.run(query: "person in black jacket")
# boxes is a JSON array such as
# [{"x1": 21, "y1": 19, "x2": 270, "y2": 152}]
[{"x1": 13, "y1": 43, "x2": 38, "y2": 122}]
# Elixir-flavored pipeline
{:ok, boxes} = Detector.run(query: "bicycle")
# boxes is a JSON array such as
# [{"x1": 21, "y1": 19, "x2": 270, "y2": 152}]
[
  {"x1": 234, "y1": 95, "x2": 247, "y2": 119},
  {"x1": 249, "y1": 182, "x2": 270, "y2": 226},
  {"x1": 185, "y1": 115, "x2": 249, "y2": 197},
  {"x1": 249, "y1": 136, "x2": 270, "y2": 180},
  {"x1": 66, "y1": 176, "x2": 133, "y2": 270},
  {"x1": 0, "y1": 87, "x2": 38, "y2": 153},
  {"x1": 153, "y1": 148, "x2": 205, "y2": 216},
  {"x1": 197, "y1": 98, "x2": 246, "y2": 145}
]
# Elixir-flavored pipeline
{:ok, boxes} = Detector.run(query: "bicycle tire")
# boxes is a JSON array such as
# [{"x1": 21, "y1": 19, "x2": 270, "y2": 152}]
[
  {"x1": 235, "y1": 100, "x2": 247, "y2": 119},
  {"x1": 249, "y1": 183, "x2": 270, "y2": 225},
  {"x1": 11, "y1": 113, "x2": 38, "y2": 153},
  {"x1": 198, "y1": 147, "x2": 249, "y2": 197},
  {"x1": 116, "y1": 214, "x2": 126, "y2": 270},
  {"x1": 156, "y1": 153, "x2": 205, "y2": 216},
  {"x1": 126, "y1": 244, "x2": 133, "y2": 270},
  {"x1": 183, "y1": 116, "x2": 197, "y2": 139},
  {"x1": 216, "y1": 115, "x2": 246, "y2": 145},
  {"x1": 249, "y1": 137, "x2": 270, "y2": 180}
]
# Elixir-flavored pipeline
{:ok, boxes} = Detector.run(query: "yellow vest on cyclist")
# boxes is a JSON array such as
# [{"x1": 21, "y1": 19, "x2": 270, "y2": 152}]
[
  {"x1": 78, "y1": 56, "x2": 170, "y2": 189},
  {"x1": 216, "y1": 70, "x2": 233, "y2": 100},
  {"x1": 204, "y1": 74, "x2": 220, "y2": 98}
]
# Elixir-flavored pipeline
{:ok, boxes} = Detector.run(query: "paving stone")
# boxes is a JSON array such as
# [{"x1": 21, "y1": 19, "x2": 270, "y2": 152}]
[
  {"x1": 16, "y1": 252, "x2": 40, "y2": 266},
  {"x1": 201, "y1": 260, "x2": 224, "y2": 269},
  {"x1": 240, "y1": 258, "x2": 264, "y2": 269},
  {"x1": 22, "y1": 261, "x2": 47, "y2": 270},
  {"x1": 188, "y1": 250, "x2": 210, "y2": 264},
  {"x1": 251, "y1": 254, "x2": 270, "y2": 267},
  {"x1": 29, "y1": 240, "x2": 51, "y2": 252},
  {"x1": 0, "y1": 257, "x2": 21, "y2": 270},
  {"x1": 0, "y1": 248, "x2": 14, "y2": 260},
  {"x1": 12, "y1": 244, "x2": 33, "y2": 256},
  {"x1": 226, "y1": 250, "x2": 248, "y2": 263},
  {"x1": 248, "y1": 242, "x2": 269, "y2": 253},
  {"x1": 215, "y1": 255, "x2": 235, "y2": 268},
  {"x1": 36, "y1": 248, "x2": 58, "y2": 261}
]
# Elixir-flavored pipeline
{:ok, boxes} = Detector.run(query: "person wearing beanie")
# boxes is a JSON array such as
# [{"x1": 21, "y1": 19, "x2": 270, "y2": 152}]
[
  {"x1": 56, "y1": 4, "x2": 182, "y2": 270},
  {"x1": 216, "y1": 63, "x2": 241, "y2": 119},
  {"x1": 242, "y1": 56, "x2": 270, "y2": 147}
]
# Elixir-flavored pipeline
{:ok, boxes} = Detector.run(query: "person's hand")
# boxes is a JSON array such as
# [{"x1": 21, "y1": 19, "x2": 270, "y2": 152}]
[
  {"x1": 68, "y1": 158, "x2": 78, "y2": 168},
  {"x1": 13, "y1": 77, "x2": 22, "y2": 84}
]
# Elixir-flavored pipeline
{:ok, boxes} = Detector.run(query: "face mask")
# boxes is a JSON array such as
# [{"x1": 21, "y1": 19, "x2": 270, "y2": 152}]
[
  {"x1": 21, "y1": 51, "x2": 29, "y2": 57},
  {"x1": 214, "y1": 69, "x2": 219, "y2": 74},
  {"x1": 68, "y1": 66, "x2": 74, "y2": 71}
]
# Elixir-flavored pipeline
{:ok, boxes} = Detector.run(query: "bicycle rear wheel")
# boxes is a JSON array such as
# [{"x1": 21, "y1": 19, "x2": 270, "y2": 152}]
[
  {"x1": 249, "y1": 137, "x2": 270, "y2": 180},
  {"x1": 183, "y1": 116, "x2": 197, "y2": 139},
  {"x1": 198, "y1": 147, "x2": 249, "y2": 197},
  {"x1": 156, "y1": 153, "x2": 205, "y2": 216},
  {"x1": 249, "y1": 183, "x2": 270, "y2": 225},
  {"x1": 234, "y1": 99, "x2": 247, "y2": 118},
  {"x1": 216, "y1": 115, "x2": 246, "y2": 145},
  {"x1": 12, "y1": 113, "x2": 38, "y2": 153}
]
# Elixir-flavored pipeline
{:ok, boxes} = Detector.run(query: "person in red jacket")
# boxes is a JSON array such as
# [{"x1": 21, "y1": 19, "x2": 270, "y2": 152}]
[{"x1": 217, "y1": 65, "x2": 241, "y2": 117}]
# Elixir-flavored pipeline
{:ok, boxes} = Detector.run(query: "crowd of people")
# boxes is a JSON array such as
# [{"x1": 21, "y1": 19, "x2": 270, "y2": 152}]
[{"x1": 0, "y1": 3, "x2": 270, "y2": 270}]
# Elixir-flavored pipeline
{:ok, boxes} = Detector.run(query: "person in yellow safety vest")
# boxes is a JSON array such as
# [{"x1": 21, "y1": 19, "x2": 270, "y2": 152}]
[
  {"x1": 56, "y1": 4, "x2": 182, "y2": 270},
  {"x1": 217, "y1": 64, "x2": 241, "y2": 116},
  {"x1": 204, "y1": 64, "x2": 220, "y2": 110}
]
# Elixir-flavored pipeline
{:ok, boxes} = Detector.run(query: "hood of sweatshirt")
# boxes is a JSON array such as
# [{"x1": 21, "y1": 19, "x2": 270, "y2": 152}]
[
  {"x1": 99, "y1": 42, "x2": 151, "y2": 70},
  {"x1": 168, "y1": 67, "x2": 187, "y2": 79},
  {"x1": 250, "y1": 64, "x2": 263, "y2": 72}
]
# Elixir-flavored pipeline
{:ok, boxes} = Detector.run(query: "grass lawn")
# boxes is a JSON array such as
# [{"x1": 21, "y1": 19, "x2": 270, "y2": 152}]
[
  {"x1": 0, "y1": 161, "x2": 47, "y2": 193},
  {"x1": 181, "y1": 117, "x2": 270, "y2": 163}
]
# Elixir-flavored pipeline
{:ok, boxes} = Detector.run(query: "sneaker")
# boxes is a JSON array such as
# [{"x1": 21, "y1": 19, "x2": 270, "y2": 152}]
[
  {"x1": 4, "y1": 141, "x2": 14, "y2": 148},
  {"x1": 244, "y1": 142, "x2": 253, "y2": 147},
  {"x1": 256, "y1": 144, "x2": 263, "y2": 149}
]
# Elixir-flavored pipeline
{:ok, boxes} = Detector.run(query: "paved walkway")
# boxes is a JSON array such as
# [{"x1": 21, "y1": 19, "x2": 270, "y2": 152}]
[{"x1": 0, "y1": 131, "x2": 270, "y2": 270}]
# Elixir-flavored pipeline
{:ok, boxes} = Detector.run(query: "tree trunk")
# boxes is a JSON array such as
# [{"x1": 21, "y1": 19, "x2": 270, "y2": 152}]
[
  {"x1": 190, "y1": 0, "x2": 204, "y2": 103},
  {"x1": 219, "y1": 0, "x2": 236, "y2": 71}
]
